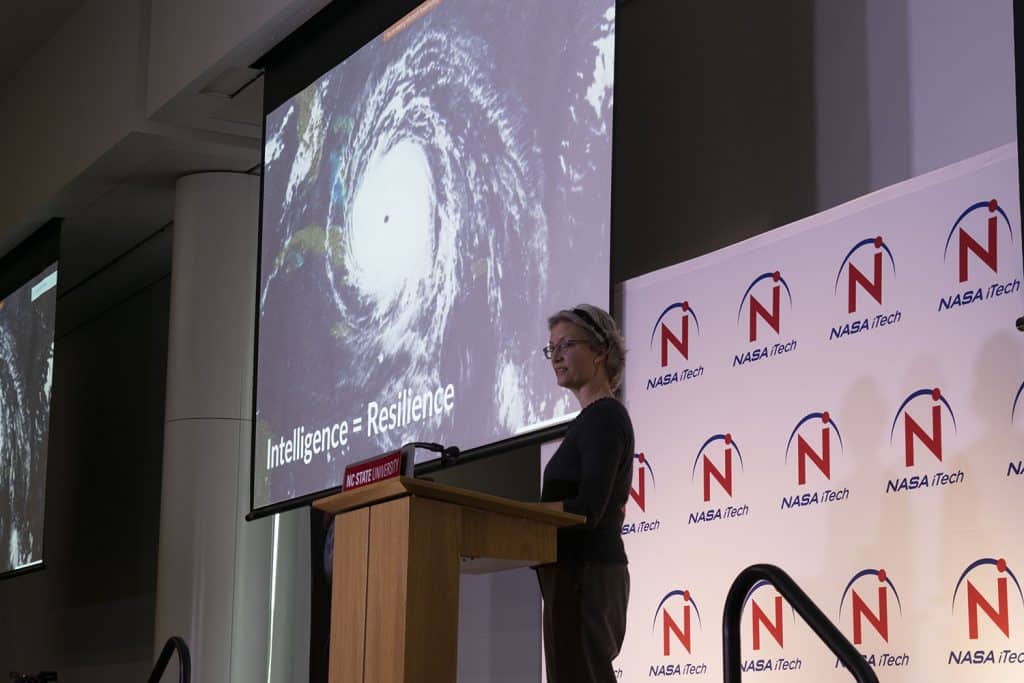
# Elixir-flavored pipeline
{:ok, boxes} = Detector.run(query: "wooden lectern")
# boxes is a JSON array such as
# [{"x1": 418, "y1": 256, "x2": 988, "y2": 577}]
[{"x1": 313, "y1": 476, "x2": 584, "y2": 683}]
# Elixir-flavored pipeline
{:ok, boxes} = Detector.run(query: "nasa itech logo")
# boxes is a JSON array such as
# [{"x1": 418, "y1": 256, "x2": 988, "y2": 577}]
[
  {"x1": 687, "y1": 433, "x2": 750, "y2": 525},
  {"x1": 948, "y1": 557, "x2": 1024, "y2": 666},
  {"x1": 646, "y1": 301, "x2": 705, "y2": 391},
  {"x1": 741, "y1": 581, "x2": 803, "y2": 674},
  {"x1": 829, "y1": 236, "x2": 902, "y2": 341},
  {"x1": 885, "y1": 388, "x2": 964, "y2": 494},
  {"x1": 1008, "y1": 382, "x2": 1023, "y2": 479},
  {"x1": 779, "y1": 411, "x2": 850, "y2": 511},
  {"x1": 837, "y1": 568, "x2": 910, "y2": 669},
  {"x1": 732, "y1": 271, "x2": 798, "y2": 367},
  {"x1": 649, "y1": 589, "x2": 708, "y2": 677},
  {"x1": 938, "y1": 199, "x2": 1021, "y2": 312},
  {"x1": 622, "y1": 452, "x2": 661, "y2": 537}
]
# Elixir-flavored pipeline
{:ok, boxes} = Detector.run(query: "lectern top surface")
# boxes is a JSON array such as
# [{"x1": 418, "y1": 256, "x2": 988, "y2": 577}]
[{"x1": 313, "y1": 476, "x2": 585, "y2": 527}]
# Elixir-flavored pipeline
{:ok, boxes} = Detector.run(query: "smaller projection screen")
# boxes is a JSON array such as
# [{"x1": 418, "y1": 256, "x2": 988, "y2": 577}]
[
  {"x1": 254, "y1": 0, "x2": 616, "y2": 512},
  {"x1": 0, "y1": 261, "x2": 58, "y2": 576}
]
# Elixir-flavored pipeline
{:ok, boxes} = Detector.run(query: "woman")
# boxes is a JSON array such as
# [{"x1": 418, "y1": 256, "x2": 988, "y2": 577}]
[{"x1": 538, "y1": 304, "x2": 634, "y2": 683}]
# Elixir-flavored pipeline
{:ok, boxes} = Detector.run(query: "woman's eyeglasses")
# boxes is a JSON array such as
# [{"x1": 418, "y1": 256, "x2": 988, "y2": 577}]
[{"x1": 542, "y1": 339, "x2": 589, "y2": 359}]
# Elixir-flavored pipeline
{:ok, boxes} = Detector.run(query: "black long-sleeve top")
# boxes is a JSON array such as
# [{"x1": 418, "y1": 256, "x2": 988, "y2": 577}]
[{"x1": 541, "y1": 397, "x2": 634, "y2": 563}]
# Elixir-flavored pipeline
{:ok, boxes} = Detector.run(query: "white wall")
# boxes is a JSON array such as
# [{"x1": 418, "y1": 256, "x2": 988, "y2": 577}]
[
  {"x1": 814, "y1": 0, "x2": 1015, "y2": 211},
  {"x1": 905, "y1": 0, "x2": 1016, "y2": 174}
]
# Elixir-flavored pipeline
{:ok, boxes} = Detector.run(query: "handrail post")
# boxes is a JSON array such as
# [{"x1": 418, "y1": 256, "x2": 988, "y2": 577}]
[
  {"x1": 722, "y1": 564, "x2": 878, "y2": 683},
  {"x1": 147, "y1": 636, "x2": 191, "y2": 683}
]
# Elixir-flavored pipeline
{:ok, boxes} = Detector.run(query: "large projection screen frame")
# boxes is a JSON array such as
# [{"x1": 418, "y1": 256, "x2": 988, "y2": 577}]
[
  {"x1": 249, "y1": 0, "x2": 618, "y2": 519},
  {"x1": 0, "y1": 219, "x2": 61, "y2": 580}
]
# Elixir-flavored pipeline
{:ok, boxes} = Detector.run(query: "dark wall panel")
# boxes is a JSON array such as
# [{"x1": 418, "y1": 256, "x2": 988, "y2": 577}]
[
  {"x1": 0, "y1": 278, "x2": 170, "y2": 681},
  {"x1": 612, "y1": 0, "x2": 817, "y2": 282}
]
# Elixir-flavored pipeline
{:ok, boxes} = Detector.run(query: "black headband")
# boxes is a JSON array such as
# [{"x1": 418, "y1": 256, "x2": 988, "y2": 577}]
[{"x1": 572, "y1": 307, "x2": 608, "y2": 346}]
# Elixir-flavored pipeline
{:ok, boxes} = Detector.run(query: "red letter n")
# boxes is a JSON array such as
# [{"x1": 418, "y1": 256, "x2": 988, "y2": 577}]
[
  {"x1": 904, "y1": 404, "x2": 942, "y2": 467},
  {"x1": 749, "y1": 286, "x2": 781, "y2": 342},
  {"x1": 958, "y1": 215, "x2": 998, "y2": 283},
  {"x1": 703, "y1": 448, "x2": 733, "y2": 502}
]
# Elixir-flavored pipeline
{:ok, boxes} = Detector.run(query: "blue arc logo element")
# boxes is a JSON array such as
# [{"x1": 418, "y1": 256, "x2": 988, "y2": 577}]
[
  {"x1": 1013, "y1": 381, "x2": 1024, "y2": 422},
  {"x1": 889, "y1": 389, "x2": 958, "y2": 443},
  {"x1": 649, "y1": 301, "x2": 701, "y2": 347},
  {"x1": 952, "y1": 558, "x2": 1024, "y2": 613},
  {"x1": 737, "y1": 272, "x2": 793, "y2": 324},
  {"x1": 785, "y1": 411, "x2": 845, "y2": 463},
  {"x1": 653, "y1": 590, "x2": 703, "y2": 631},
  {"x1": 839, "y1": 569, "x2": 904, "y2": 617},
  {"x1": 691, "y1": 434, "x2": 744, "y2": 478},
  {"x1": 635, "y1": 453, "x2": 656, "y2": 487},
  {"x1": 834, "y1": 237, "x2": 897, "y2": 293},
  {"x1": 943, "y1": 200, "x2": 1015, "y2": 261}
]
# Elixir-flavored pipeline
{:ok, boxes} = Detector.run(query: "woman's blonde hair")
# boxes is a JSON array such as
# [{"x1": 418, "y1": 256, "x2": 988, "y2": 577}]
[{"x1": 547, "y1": 304, "x2": 626, "y2": 392}]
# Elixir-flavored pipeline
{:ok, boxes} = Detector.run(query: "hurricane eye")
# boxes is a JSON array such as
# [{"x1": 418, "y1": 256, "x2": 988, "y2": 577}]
[{"x1": 347, "y1": 139, "x2": 435, "y2": 303}]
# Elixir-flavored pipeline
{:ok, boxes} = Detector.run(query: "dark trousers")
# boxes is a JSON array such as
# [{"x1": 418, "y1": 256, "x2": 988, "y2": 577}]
[{"x1": 537, "y1": 562, "x2": 629, "y2": 683}]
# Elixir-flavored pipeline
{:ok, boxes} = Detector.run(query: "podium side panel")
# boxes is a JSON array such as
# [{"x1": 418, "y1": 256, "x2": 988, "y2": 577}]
[
  {"x1": 329, "y1": 507, "x2": 370, "y2": 683},
  {"x1": 459, "y1": 508, "x2": 556, "y2": 564},
  {"x1": 405, "y1": 497, "x2": 461, "y2": 683},
  {"x1": 365, "y1": 497, "x2": 412, "y2": 683}
]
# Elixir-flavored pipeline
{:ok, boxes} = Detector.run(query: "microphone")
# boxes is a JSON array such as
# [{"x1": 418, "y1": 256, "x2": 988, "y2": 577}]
[{"x1": 407, "y1": 441, "x2": 461, "y2": 465}]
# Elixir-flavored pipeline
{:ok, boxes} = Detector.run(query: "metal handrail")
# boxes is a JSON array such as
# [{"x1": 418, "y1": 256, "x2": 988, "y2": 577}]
[
  {"x1": 722, "y1": 564, "x2": 878, "y2": 683},
  {"x1": 147, "y1": 637, "x2": 191, "y2": 683}
]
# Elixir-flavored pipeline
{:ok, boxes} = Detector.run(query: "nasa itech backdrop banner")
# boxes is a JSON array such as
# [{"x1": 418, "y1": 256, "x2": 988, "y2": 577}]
[
  {"x1": 0, "y1": 263, "x2": 57, "y2": 576},
  {"x1": 615, "y1": 144, "x2": 1024, "y2": 681},
  {"x1": 255, "y1": 0, "x2": 615, "y2": 510}
]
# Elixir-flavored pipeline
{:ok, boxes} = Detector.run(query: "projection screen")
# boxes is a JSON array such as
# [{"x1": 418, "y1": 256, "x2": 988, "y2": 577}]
[
  {"x1": 0, "y1": 262, "x2": 57, "y2": 576},
  {"x1": 253, "y1": 0, "x2": 616, "y2": 512}
]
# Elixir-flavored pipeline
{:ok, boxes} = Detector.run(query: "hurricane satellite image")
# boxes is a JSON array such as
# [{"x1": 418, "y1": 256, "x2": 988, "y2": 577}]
[
  {"x1": 256, "y1": 0, "x2": 615, "y2": 508},
  {"x1": 0, "y1": 264, "x2": 57, "y2": 573}
]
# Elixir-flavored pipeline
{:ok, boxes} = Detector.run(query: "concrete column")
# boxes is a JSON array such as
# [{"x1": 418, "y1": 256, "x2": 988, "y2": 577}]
[{"x1": 153, "y1": 172, "x2": 271, "y2": 682}]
